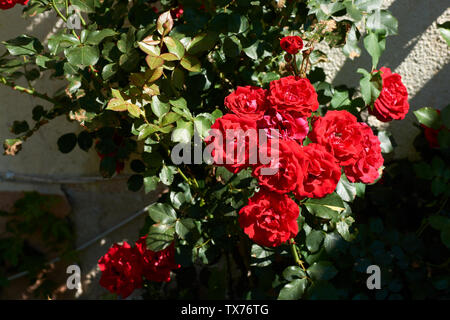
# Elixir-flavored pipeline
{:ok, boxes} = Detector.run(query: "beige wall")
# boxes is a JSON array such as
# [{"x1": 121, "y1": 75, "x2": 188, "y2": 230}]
[{"x1": 0, "y1": 0, "x2": 449, "y2": 298}]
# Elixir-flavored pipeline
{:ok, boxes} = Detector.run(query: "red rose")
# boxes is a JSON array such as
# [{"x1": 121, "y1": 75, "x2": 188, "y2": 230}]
[
  {"x1": 309, "y1": 110, "x2": 364, "y2": 166},
  {"x1": 268, "y1": 76, "x2": 319, "y2": 117},
  {"x1": 224, "y1": 86, "x2": 269, "y2": 121},
  {"x1": 295, "y1": 143, "x2": 341, "y2": 199},
  {"x1": 257, "y1": 109, "x2": 309, "y2": 143},
  {"x1": 135, "y1": 237, "x2": 180, "y2": 282},
  {"x1": 369, "y1": 67, "x2": 409, "y2": 122},
  {"x1": 280, "y1": 36, "x2": 303, "y2": 55},
  {"x1": 239, "y1": 189, "x2": 300, "y2": 247},
  {"x1": 98, "y1": 242, "x2": 143, "y2": 298},
  {"x1": 205, "y1": 114, "x2": 258, "y2": 174},
  {"x1": 0, "y1": 0, "x2": 28, "y2": 10},
  {"x1": 344, "y1": 123, "x2": 384, "y2": 184},
  {"x1": 252, "y1": 139, "x2": 304, "y2": 194}
]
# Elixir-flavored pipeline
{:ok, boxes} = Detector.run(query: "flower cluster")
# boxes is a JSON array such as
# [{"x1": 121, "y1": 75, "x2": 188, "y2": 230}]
[
  {"x1": 0, "y1": 0, "x2": 28, "y2": 10},
  {"x1": 98, "y1": 236, "x2": 179, "y2": 298},
  {"x1": 206, "y1": 73, "x2": 384, "y2": 247}
]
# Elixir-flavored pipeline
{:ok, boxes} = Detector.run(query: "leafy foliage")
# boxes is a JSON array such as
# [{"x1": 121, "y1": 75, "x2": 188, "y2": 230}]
[{"x1": 3, "y1": 0, "x2": 444, "y2": 301}]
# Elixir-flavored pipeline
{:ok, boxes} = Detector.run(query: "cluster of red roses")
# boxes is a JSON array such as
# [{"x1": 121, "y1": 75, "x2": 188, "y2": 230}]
[
  {"x1": 206, "y1": 74, "x2": 385, "y2": 247},
  {"x1": 98, "y1": 237, "x2": 179, "y2": 298},
  {"x1": 0, "y1": 0, "x2": 28, "y2": 10}
]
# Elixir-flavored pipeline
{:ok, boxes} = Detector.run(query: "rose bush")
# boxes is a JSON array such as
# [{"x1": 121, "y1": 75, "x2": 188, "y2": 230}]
[{"x1": 4, "y1": 0, "x2": 441, "y2": 300}]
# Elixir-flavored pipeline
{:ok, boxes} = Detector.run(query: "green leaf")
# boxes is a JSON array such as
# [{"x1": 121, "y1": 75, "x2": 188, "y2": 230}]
[
  {"x1": 306, "y1": 230, "x2": 325, "y2": 253},
  {"x1": 441, "y1": 228, "x2": 450, "y2": 248},
  {"x1": 180, "y1": 55, "x2": 201, "y2": 72},
  {"x1": 170, "y1": 191, "x2": 186, "y2": 209},
  {"x1": 414, "y1": 107, "x2": 442, "y2": 129},
  {"x1": 3, "y1": 35, "x2": 43, "y2": 56},
  {"x1": 250, "y1": 244, "x2": 274, "y2": 267},
  {"x1": 336, "y1": 220, "x2": 353, "y2": 241},
  {"x1": 355, "y1": 0, "x2": 383, "y2": 12},
  {"x1": 102, "y1": 63, "x2": 118, "y2": 80},
  {"x1": 304, "y1": 193, "x2": 345, "y2": 219},
  {"x1": 323, "y1": 232, "x2": 343, "y2": 254},
  {"x1": 344, "y1": 1, "x2": 363, "y2": 22},
  {"x1": 330, "y1": 89, "x2": 350, "y2": 108},
  {"x1": 428, "y1": 215, "x2": 450, "y2": 231},
  {"x1": 223, "y1": 35, "x2": 242, "y2": 57},
  {"x1": 70, "y1": 0, "x2": 97, "y2": 13},
  {"x1": 157, "y1": 11, "x2": 174, "y2": 36},
  {"x1": 282, "y1": 266, "x2": 306, "y2": 282},
  {"x1": 343, "y1": 25, "x2": 361, "y2": 59},
  {"x1": 159, "y1": 165, "x2": 177, "y2": 185},
  {"x1": 148, "y1": 203, "x2": 177, "y2": 224},
  {"x1": 366, "y1": 10, "x2": 398, "y2": 36},
  {"x1": 364, "y1": 32, "x2": 383, "y2": 69},
  {"x1": 151, "y1": 95, "x2": 170, "y2": 118},
  {"x1": 57, "y1": 133, "x2": 77, "y2": 153},
  {"x1": 194, "y1": 115, "x2": 212, "y2": 139},
  {"x1": 307, "y1": 261, "x2": 338, "y2": 281},
  {"x1": 437, "y1": 22, "x2": 450, "y2": 46},
  {"x1": 171, "y1": 121, "x2": 194, "y2": 144},
  {"x1": 172, "y1": 67, "x2": 185, "y2": 90},
  {"x1": 83, "y1": 29, "x2": 117, "y2": 45},
  {"x1": 145, "y1": 55, "x2": 164, "y2": 69},
  {"x1": 65, "y1": 45, "x2": 99, "y2": 67},
  {"x1": 358, "y1": 68, "x2": 382, "y2": 105},
  {"x1": 47, "y1": 33, "x2": 80, "y2": 55},
  {"x1": 162, "y1": 112, "x2": 181, "y2": 126},
  {"x1": 138, "y1": 41, "x2": 161, "y2": 56},
  {"x1": 378, "y1": 131, "x2": 393, "y2": 153},
  {"x1": 278, "y1": 279, "x2": 308, "y2": 300},
  {"x1": 144, "y1": 176, "x2": 159, "y2": 193},
  {"x1": 146, "y1": 223, "x2": 175, "y2": 251},
  {"x1": 336, "y1": 174, "x2": 356, "y2": 202},
  {"x1": 163, "y1": 37, "x2": 185, "y2": 59},
  {"x1": 169, "y1": 97, "x2": 187, "y2": 109},
  {"x1": 106, "y1": 98, "x2": 128, "y2": 111},
  {"x1": 137, "y1": 123, "x2": 158, "y2": 141},
  {"x1": 187, "y1": 33, "x2": 218, "y2": 55},
  {"x1": 127, "y1": 103, "x2": 142, "y2": 118},
  {"x1": 175, "y1": 218, "x2": 196, "y2": 239}
]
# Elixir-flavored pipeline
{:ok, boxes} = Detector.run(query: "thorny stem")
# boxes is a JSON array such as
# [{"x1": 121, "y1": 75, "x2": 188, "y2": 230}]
[
  {"x1": 177, "y1": 167, "x2": 192, "y2": 186},
  {"x1": 290, "y1": 238, "x2": 307, "y2": 272},
  {"x1": 292, "y1": 53, "x2": 300, "y2": 76},
  {"x1": 0, "y1": 77, "x2": 60, "y2": 105}
]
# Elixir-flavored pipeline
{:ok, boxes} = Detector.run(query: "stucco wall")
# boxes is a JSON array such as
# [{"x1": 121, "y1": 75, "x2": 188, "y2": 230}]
[{"x1": 0, "y1": 0, "x2": 449, "y2": 298}]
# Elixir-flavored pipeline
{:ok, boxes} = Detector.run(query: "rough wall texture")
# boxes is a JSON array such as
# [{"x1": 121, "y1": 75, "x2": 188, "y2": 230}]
[{"x1": 0, "y1": 0, "x2": 449, "y2": 298}]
